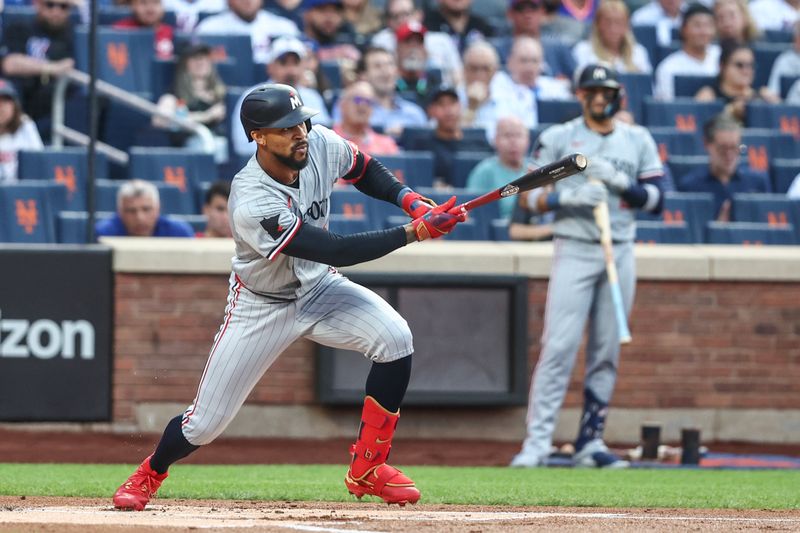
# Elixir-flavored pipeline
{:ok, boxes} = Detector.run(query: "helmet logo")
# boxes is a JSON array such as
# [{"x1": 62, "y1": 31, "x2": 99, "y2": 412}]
[
  {"x1": 289, "y1": 92, "x2": 302, "y2": 110},
  {"x1": 592, "y1": 68, "x2": 606, "y2": 80}
]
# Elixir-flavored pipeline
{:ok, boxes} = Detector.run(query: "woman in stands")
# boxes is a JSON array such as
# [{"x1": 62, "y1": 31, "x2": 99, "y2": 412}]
[
  {"x1": 713, "y1": 0, "x2": 760, "y2": 44},
  {"x1": 695, "y1": 40, "x2": 779, "y2": 123},
  {"x1": 154, "y1": 43, "x2": 227, "y2": 161},
  {"x1": 571, "y1": 0, "x2": 652, "y2": 74},
  {"x1": 0, "y1": 79, "x2": 44, "y2": 185}
]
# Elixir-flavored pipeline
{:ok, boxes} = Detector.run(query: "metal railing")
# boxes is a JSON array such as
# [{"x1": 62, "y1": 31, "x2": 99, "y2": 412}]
[{"x1": 51, "y1": 69, "x2": 216, "y2": 165}]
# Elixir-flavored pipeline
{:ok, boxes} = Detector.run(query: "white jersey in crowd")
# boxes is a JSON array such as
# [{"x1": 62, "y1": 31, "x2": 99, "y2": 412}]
[
  {"x1": 768, "y1": 49, "x2": 800, "y2": 95},
  {"x1": 748, "y1": 0, "x2": 799, "y2": 32},
  {"x1": 195, "y1": 10, "x2": 300, "y2": 64},
  {"x1": 0, "y1": 118, "x2": 44, "y2": 184},
  {"x1": 162, "y1": 0, "x2": 226, "y2": 33},
  {"x1": 654, "y1": 44, "x2": 720, "y2": 100},
  {"x1": 532, "y1": 117, "x2": 663, "y2": 243},
  {"x1": 371, "y1": 28, "x2": 463, "y2": 86},
  {"x1": 571, "y1": 40, "x2": 653, "y2": 74},
  {"x1": 229, "y1": 125, "x2": 355, "y2": 299}
]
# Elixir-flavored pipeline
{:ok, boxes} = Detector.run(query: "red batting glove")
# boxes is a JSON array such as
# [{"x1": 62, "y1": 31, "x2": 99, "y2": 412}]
[
  {"x1": 410, "y1": 196, "x2": 467, "y2": 241},
  {"x1": 400, "y1": 190, "x2": 437, "y2": 218}
]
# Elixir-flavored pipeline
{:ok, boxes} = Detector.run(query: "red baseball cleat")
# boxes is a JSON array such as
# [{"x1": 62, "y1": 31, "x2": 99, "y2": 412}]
[
  {"x1": 113, "y1": 455, "x2": 168, "y2": 511},
  {"x1": 344, "y1": 396, "x2": 420, "y2": 506}
]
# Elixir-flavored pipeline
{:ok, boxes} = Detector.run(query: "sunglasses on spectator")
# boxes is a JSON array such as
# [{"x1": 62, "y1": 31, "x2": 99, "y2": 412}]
[
  {"x1": 512, "y1": 1, "x2": 543, "y2": 11},
  {"x1": 350, "y1": 95, "x2": 375, "y2": 106},
  {"x1": 731, "y1": 61, "x2": 754, "y2": 70},
  {"x1": 44, "y1": 1, "x2": 72, "y2": 10}
]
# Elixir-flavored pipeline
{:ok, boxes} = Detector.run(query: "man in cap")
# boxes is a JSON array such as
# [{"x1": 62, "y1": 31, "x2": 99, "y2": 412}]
[
  {"x1": 232, "y1": 35, "x2": 331, "y2": 157},
  {"x1": 394, "y1": 21, "x2": 442, "y2": 106},
  {"x1": 510, "y1": 63, "x2": 665, "y2": 469},
  {"x1": 111, "y1": 82, "x2": 467, "y2": 511}
]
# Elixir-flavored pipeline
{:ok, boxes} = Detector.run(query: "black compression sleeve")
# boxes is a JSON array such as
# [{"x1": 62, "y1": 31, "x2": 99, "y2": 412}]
[
  {"x1": 281, "y1": 222, "x2": 408, "y2": 267},
  {"x1": 353, "y1": 157, "x2": 407, "y2": 204}
]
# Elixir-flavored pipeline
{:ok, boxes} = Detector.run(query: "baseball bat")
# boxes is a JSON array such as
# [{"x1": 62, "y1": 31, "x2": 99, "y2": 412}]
[
  {"x1": 455, "y1": 153, "x2": 588, "y2": 213},
  {"x1": 592, "y1": 193, "x2": 632, "y2": 345}
]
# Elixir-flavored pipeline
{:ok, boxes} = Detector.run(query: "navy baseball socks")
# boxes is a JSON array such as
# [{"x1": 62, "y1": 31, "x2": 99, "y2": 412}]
[
  {"x1": 113, "y1": 415, "x2": 199, "y2": 510},
  {"x1": 572, "y1": 388, "x2": 629, "y2": 468},
  {"x1": 345, "y1": 356, "x2": 419, "y2": 505}
]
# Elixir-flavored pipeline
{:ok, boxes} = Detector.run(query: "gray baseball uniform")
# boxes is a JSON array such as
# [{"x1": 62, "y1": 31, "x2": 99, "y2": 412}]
[
  {"x1": 517, "y1": 117, "x2": 663, "y2": 463},
  {"x1": 181, "y1": 125, "x2": 414, "y2": 445}
]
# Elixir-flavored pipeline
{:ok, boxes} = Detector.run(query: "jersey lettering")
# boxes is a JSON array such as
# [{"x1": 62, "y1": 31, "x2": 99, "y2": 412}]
[
  {"x1": 0, "y1": 310, "x2": 95, "y2": 359},
  {"x1": 304, "y1": 198, "x2": 328, "y2": 221}
]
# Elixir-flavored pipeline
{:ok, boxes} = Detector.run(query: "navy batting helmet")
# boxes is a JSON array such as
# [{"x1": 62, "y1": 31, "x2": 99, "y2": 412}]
[
  {"x1": 240, "y1": 83, "x2": 319, "y2": 142},
  {"x1": 574, "y1": 63, "x2": 624, "y2": 118}
]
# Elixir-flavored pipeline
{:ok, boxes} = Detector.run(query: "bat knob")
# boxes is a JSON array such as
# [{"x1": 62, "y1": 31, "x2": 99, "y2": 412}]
[{"x1": 574, "y1": 153, "x2": 588, "y2": 171}]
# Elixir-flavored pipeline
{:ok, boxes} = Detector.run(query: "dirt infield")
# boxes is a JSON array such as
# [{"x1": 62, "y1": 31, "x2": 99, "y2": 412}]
[{"x1": 3, "y1": 497, "x2": 800, "y2": 533}]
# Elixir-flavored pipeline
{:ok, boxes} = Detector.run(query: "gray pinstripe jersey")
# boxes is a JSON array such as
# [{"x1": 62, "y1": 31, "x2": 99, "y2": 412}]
[
  {"x1": 533, "y1": 117, "x2": 663, "y2": 242},
  {"x1": 229, "y1": 125, "x2": 356, "y2": 299}
]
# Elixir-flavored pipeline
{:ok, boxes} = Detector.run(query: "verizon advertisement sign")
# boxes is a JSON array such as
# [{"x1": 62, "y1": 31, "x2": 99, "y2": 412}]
[{"x1": 0, "y1": 246, "x2": 112, "y2": 421}]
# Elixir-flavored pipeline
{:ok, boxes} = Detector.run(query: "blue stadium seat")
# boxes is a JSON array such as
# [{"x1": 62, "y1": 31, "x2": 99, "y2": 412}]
[
  {"x1": 745, "y1": 102, "x2": 800, "y2": 140},
  {"x1": 656, "y1": 42, "x2": 680, "y2": 65},
  {"x1": 753, "y1": 43, "x2": 785, "y2": 89},
  {"x1": 75, "y1": 28, "x2": 156, "y2": 96},
  {"x1": 731, "y1": 193, "x2": 797, "y2": 229},
  {"x1": 673, "y1": 75, "x2": 716, "y2": 98},
  {"x1": 643, "y1": 98, "x2": 724, "y2": 131},
  {"x1": 490, "y1": 218, "x2": 510, "y2": 241},
  {"x1": 536, "y1": 99, "x2": 582, "y2": 124},
  {"x1": 330, "y1": 187, "x2": 400, "y2": 230},
  {"x1": 376, "y1": 152, "x2": 435, "y2": 189},
  {"x1": 95, "y1": 179, "x2": 122, "y2": 212},
  {"x1": 661, "y1": 191, "x2": 715, "y2": 243},
  {"x1": 618, "y1": 72, "x2": 653, "y2": 124},
  {"x1": 648, "y1": 127, "x2": 705, "y2": 163},
  {"x1": 0, "y1": 183, "x2": 67, "y2": 243},
  {"x1": 770, "y1": 159, "x2": 800, "y2": 194},
  {"x1": 740, "y1": 128, "x2": 777, "y2": 175},
  {"x1": 780, "y1": 76, "x2": 800, "y2": 99},
  {"x1": 319, "y1": 61, "x2": 342, "y2": 89},
  {"x1": 328, "y1": 213, "x2": 371, "y2": 234},
  {"x1": 706, "y1": 221, "x2": 796, "y2": 245},
  {"x1": 17, "y1": 148, "x2": 109, "y2": 212},
  {"x1": 215, "y1": 58, "x2": 256, "y2": 89},
  {"x1": 129, "y1": 147, "x2": 216, "y2": 212},
  {"x1": 668, "y1": 155, "x2": 709, "y2": 189},
  {"x1": 399, "y1": 126, "x2": 434, "y2": 149},
  {"x1": 452, "y1": 152, "x2": 492, "y2": 189},
  {"x1": 98, "y1": 5, "x2": 133, "y2": 25},
  {"x1": 635, "y1": 220, "x2": 692, "y2": 244},
  {"x1": 57, "y1": 211, "x2": 90, "y2": 244},
  {"x1": 763, "y1": 29, "x2": 794, "y2": 43},
  {"x1": 632, "y1": 25, "x2": 658, "y2": 69},
  {"x1": 192, "y1": 33, "x2": 254, "y2": 71}
]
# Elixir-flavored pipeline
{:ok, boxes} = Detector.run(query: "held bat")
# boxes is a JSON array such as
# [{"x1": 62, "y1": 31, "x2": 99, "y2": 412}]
[
  {"x1": 453, "y1": 153, "x2": 588, "y2": 213},
  {"x1": 592, "y1": 190, "x2": 633, "y2": 345}
]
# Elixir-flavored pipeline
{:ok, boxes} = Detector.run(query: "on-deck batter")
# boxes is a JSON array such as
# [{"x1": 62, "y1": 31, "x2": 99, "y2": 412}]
[{"x1": 112, "y1": 83, "x2": 467, "y2": 510}]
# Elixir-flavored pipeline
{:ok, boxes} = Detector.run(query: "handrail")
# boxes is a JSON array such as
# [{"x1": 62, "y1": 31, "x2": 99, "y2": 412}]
[{"x1": 51, "y1": 69, "x2": 217, "y2": 163}]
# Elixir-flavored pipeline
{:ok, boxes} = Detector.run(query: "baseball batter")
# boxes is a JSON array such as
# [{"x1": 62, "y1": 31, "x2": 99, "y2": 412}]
[
  {"x1": 510, "y1": 64, "x2": 665, "y2": 468},
  {"x1": 112, "y1": 84, "x2": 466, "y2": 510}
]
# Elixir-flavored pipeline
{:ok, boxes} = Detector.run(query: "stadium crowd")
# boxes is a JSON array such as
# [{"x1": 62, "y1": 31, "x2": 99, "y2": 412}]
[{"x1": 0, "y1": 0, "x2": 799, "y2": 243}]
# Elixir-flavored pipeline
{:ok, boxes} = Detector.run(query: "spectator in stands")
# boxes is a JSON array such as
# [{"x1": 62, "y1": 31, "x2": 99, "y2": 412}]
[
  {"x1": 232, "y1": 36, "x2": 331, "y2": 157},
  {"x1": 154, "y1": 43, "x2": 227, "y2": 159},
  {"x1": 572, "y1": 0, "x2": 652, "y2": 74},
  {"x1": 695, "y1": 40, "x2": 780, "y2": 124},
  {"x1": 630, "y1": 0, "x2": 685, "y2": 47},
  {"x1": 423, "y1": 84, "x2": 492, "y2": 188},
  {"x1": 678, "y1": 113, "x2": 770, "y2": 220},
  {"x1": 96, "y1": 179, "x2": 195, "y2": 237},
  {"x1": 0, "y1": 0, "x2": 76, "y2": 142},
  {"x1": 654, "y1": 3, "x2": 719, "y2": 101},
  {"x1": 352, "y1": 46, "x2": 427, "y2": 138},
  {"x1": 195, "y1": 0, "x2": 300, "y2": 64},
  {"x1": 540, "y1": 0, "x2": 588, "y2": 44},
  {"x1": 371, "y1": 0, "x2": 463, "y2": 86},
  {"x1": 768, "y1": 20, "x2": 800, "y2": 96},
  {"x1": 492, "y1": 0, "x2": 576, "y2": 78},
  {"x1": 554, "y1": 0, "x2": 597, "y2": 34},
  {"x1": 713, "y1": 0, "x2": 759, "y2": 44},
  {"x1": 113, "y1": 0, "x2": 175, "y2": 60},
  {"x1": 394, "y1": 21, "x2": 442, "y2": 107},
  {"x1": 490, "y1": 37, "x2": 572, "y2": 137},
  {"x1": 466, "y1": 116, "x2": 531, "y2": 220},
  {"x1": 263, "y1": 0, "x2": 304, "y2": 29},
  {"x1": 508, "y1": 189, "x2": 555, "y2": 240},
  {"x1": 301, "y1": 0, "x2": 360, "y2": 65},
  {"x1": 341, "y1": 0, "x2": 382, "y2": 39},
  {"x1": 748, "y1": 0, "x2": 799, "y2": 33},
  {"x1": 0, "y1": 79, "x2": 44, "y2": 185},
  {"x1": 333, "y1": 80, "x2": 400, "y2": 156},
  {"x1": 459, "y1": 41, "x2": 502, "y2": 133},
  {"x1": 199, "y1": 180, "x2": 232, "y2": 238},
  {"x1": 164, "y1": 0, "x2": 225, "y2": 33},
  {"x1": 424, "y1": 0, "x2": 495, "y2": 53}
]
